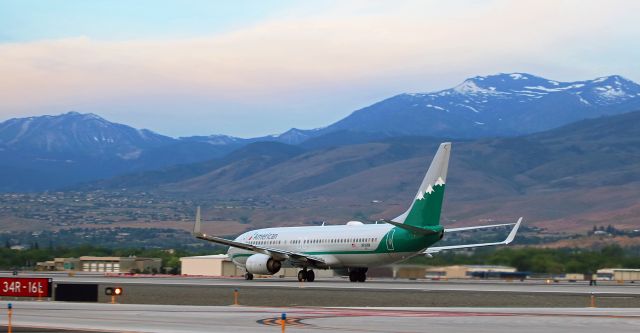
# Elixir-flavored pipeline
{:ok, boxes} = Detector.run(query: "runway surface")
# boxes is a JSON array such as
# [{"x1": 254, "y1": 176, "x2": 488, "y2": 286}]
[
  {"x1": 3, "y1": 272, "x2": 639, "y2": 307},
  {"x1": 8, "y1": 271, "x2": 640, "y2": 295},
  {"x1": 1, "y1": 301, "x2": 639, "y2": 333}
]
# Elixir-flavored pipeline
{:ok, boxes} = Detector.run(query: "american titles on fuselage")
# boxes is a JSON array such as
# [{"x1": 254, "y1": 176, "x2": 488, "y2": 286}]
[{"x1": 248, "y1": 232, "x2": 279, "y2": 241}]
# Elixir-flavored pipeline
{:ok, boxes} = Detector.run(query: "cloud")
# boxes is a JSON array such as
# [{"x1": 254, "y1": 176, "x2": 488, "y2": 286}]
[{"x1": 0, "y1": 0, "x2": 638, "y2": 136}]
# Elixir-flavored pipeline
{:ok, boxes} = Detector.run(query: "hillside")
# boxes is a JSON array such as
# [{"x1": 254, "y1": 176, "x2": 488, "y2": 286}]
[
  {"x1": 136, "y1": 111, "x2": 640, "y2": 232},
  {"x1": 2, "y1": 111, "x2": 640, "y2": 237},
  {"x1": 84, "y1": 142, "x2": 306, "y2": 190}
]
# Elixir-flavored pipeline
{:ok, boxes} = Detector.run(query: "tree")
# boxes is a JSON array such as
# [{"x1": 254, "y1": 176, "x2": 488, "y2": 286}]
[{"x1": 606, "y1": 224, "x2": 616, "y2": 234}]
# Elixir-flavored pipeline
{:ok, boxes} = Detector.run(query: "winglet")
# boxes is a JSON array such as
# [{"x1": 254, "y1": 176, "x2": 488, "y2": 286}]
[
  {"x1": 504, "y1": 217, "x2": 522, "y2": 244},
  {"x1": 193, "y1": 206, "x2": 202, "y2": 235}
]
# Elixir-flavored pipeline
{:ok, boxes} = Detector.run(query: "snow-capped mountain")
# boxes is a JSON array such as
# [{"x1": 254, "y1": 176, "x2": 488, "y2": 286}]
[
  {"x1": 0, "y1": 111, "x2": 174, "y2": 158},
  {"x1": 323, "y1": 73, "x2": 640, "y2": 138},
  {"x1": 262, "y1": 128, "x2": 322, "y2": 145},
  {"x1": 449, "y1": 73, "x2": 639, "y2": 106},
  {"x1": 0, "y1": 112, "x2": 229, "y2": 191},
  {"x1": 183, "y1": 128, "x2": 318, "y2": 146},
  {"x1": 180, "y1": 134, "x2": 245, "y2": 146}
]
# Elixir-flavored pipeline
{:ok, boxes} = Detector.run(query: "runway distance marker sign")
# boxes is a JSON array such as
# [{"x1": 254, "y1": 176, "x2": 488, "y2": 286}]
[{"x1": 0, "y1": 277, "x2": 52, "y2": 297}]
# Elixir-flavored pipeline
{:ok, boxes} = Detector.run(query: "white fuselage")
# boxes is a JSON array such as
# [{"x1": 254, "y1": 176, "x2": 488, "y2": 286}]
[{"x1": 227, "y1": 222, "x2": 421, "y2": 270}]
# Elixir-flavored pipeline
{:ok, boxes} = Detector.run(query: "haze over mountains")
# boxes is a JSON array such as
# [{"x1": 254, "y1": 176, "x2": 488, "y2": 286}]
[
  {"x1": 84, "y1": 110, "x2": 640, "y2": 233},
  {"x1": 1, "y1": 72, "x2": 640, "y2": 197},
  {"x1": 188, "y1": 73, "x2": 640, "y2": 143}
]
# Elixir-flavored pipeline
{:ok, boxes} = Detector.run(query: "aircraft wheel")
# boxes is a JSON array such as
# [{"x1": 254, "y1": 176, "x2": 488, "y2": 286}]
[
  {"x1": 245, "y1": 272, "x2": 254, "y2": 280},
  {"x1": 297, "y1": 270, "x2": 307, "y2": 282},
  {"x1": 307, "y1": 270, "x2": 315, "y2": 282},
  {"x1": 349, "y1": 271, "x2": 358, "y2": 282},
  {"x1": 357, "y1": 272, "x2": 366, "y2": 282}
]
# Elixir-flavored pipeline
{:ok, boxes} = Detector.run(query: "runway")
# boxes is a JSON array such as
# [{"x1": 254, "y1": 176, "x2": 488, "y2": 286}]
[
  {"x1": 10, "y1": 271, "x2": 640, "y2": 295},
  {"x1": 3, "y1": 272, "x2": 640, "y2": 307},
  {"x1": 1, "y1": 301, "x2": 639, "y2": 333}
]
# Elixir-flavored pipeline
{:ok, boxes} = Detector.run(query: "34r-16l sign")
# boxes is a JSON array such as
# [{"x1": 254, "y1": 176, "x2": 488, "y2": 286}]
[{"x1": 0, "y1": 278, "x2": 52, "y2": 297}]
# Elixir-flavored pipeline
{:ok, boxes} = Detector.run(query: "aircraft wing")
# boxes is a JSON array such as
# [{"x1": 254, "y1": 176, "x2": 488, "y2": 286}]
[
  {"x1": 424, "y1": 217, "x2": 522, "y2": 254},
  {"x1": 192, "y1": 207, "x2": 325, "y2": 265}
]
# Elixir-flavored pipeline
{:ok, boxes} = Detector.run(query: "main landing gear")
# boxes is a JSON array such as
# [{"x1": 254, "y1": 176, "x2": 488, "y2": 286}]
[
  {"x1": 297, "y1": 268, "x2": 315, "y2": 282},
  {"x1": 349, "y1": 268, "x2": 367, "y2": 282},
  {"x1": 244, "y1": 272, "x2": 254, "y2": 280}
]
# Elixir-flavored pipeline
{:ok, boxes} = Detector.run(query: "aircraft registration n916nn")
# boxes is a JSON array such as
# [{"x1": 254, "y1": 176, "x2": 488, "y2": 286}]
[{"x1": 193, "y1": 142, "x2": 522, "y2": 282}]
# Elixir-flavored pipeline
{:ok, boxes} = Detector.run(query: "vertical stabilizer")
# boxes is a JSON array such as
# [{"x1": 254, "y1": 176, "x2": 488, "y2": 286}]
[{"x1": 393, "y1": 142, "x2": 451, "y2": 227}]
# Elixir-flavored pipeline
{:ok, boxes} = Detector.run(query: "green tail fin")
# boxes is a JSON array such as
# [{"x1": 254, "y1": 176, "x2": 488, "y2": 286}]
[{"x1": 394, "y1": 142, "x2": 451, "y2": 227}]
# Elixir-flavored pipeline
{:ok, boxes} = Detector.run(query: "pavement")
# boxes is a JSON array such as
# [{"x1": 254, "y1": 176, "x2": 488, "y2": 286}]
[
  {"x1": 1, "y1": 301, "x2": 639, "y2": 333},
  {"x1": 7, "y1": 271, "x2": 640, "y2": 295},
  {"x1": 3, "y1": 273, "x2": 639, "y2": 307}
]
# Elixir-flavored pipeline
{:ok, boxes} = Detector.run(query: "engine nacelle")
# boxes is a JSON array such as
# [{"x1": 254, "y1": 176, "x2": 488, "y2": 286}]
[{"x1": 245, "y1": 254, "x2": 282, "y2": 275}]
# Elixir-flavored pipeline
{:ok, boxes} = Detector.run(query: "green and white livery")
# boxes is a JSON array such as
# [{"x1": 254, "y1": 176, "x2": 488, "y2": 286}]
[{"x1": 193, "y1": 142, "x2": 522, "y2": 282}]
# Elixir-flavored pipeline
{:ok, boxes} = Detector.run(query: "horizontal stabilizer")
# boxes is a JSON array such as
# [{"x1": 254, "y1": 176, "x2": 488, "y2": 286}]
[
  {"x1": 444, "y1": 222, "x2": 519, "y2": 232},
  {"x1": 425, "y1": 217, "x2": 522, "y2": 254}
]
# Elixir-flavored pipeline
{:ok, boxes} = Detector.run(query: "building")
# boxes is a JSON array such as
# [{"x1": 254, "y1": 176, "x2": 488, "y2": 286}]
[
  {"x1": 597, "y1": 268, "x2": 640, "y2": 282},
  {"x1": 180, "y1": 254, "x2": 245, "y2": 276},
  {"x1": 36, "y1": 257, "x2": 81, "y2": 271},
  {"x1": 425, "y1": 265, "x2": 521, "y2": 279},
  {"x1": 179, "y1": 254, "x2": 335, "y2": 278},
  {"x1": 36, "y1": 256, "x2": 161, "y2": 273}
]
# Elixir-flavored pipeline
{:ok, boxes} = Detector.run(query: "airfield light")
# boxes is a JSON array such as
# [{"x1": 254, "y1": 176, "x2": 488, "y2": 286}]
[
  {"x1": 233, "y1": 288, "x2": 239, "y2": 306},
  {"x1": 105, "y1": 287, "x2": 124, "y2": 296},
  {"x1": 7, "y1": 303, "x2": 13, "y2": 333},
  {"x1": 281, "y1": 313, "x2": 287, "y2": 333}
]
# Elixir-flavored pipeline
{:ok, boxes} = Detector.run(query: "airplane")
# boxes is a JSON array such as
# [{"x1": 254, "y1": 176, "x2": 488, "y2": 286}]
[{"x1": 193, "y1": 142, "x2": 522, "y2": 282}]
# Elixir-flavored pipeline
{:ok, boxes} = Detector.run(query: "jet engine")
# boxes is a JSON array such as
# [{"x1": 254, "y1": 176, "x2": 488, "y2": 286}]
[{"x1": 245, "y1": 254, "x2": 282, "y2": 275}]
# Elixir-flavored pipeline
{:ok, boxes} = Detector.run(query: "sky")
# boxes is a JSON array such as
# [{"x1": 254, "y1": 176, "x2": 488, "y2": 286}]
[{"x1": 1, "y1": 0, "x2": 639, "y2": 137}]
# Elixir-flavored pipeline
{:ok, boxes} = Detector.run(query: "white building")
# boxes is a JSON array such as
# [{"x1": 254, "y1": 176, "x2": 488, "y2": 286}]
[
  {"x1": 180, "y1": 254, "x2": 245, "y2": 276},
  {"x1": 180, "y1": 254, "x2": 335, "y2": 278}
]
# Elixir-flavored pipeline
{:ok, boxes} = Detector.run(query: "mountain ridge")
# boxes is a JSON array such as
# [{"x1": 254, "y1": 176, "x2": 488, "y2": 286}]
[
  {"x1": 2, "y1": 72, "x2": 640, "y2": 192},
  {"x1": 321, "y1": 73, "x2": 640, "y2": 138}
]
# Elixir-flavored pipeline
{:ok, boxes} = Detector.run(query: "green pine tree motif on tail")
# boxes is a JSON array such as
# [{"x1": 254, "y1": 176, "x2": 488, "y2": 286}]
[{"x1": 404, "y1": 182, "x2": 445, "y2": 227}]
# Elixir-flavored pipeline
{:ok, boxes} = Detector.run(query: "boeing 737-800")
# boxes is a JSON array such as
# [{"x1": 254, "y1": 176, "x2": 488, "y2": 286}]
[{"x1": 193, "y1": 142, "x2": 522, "y2": 282}]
